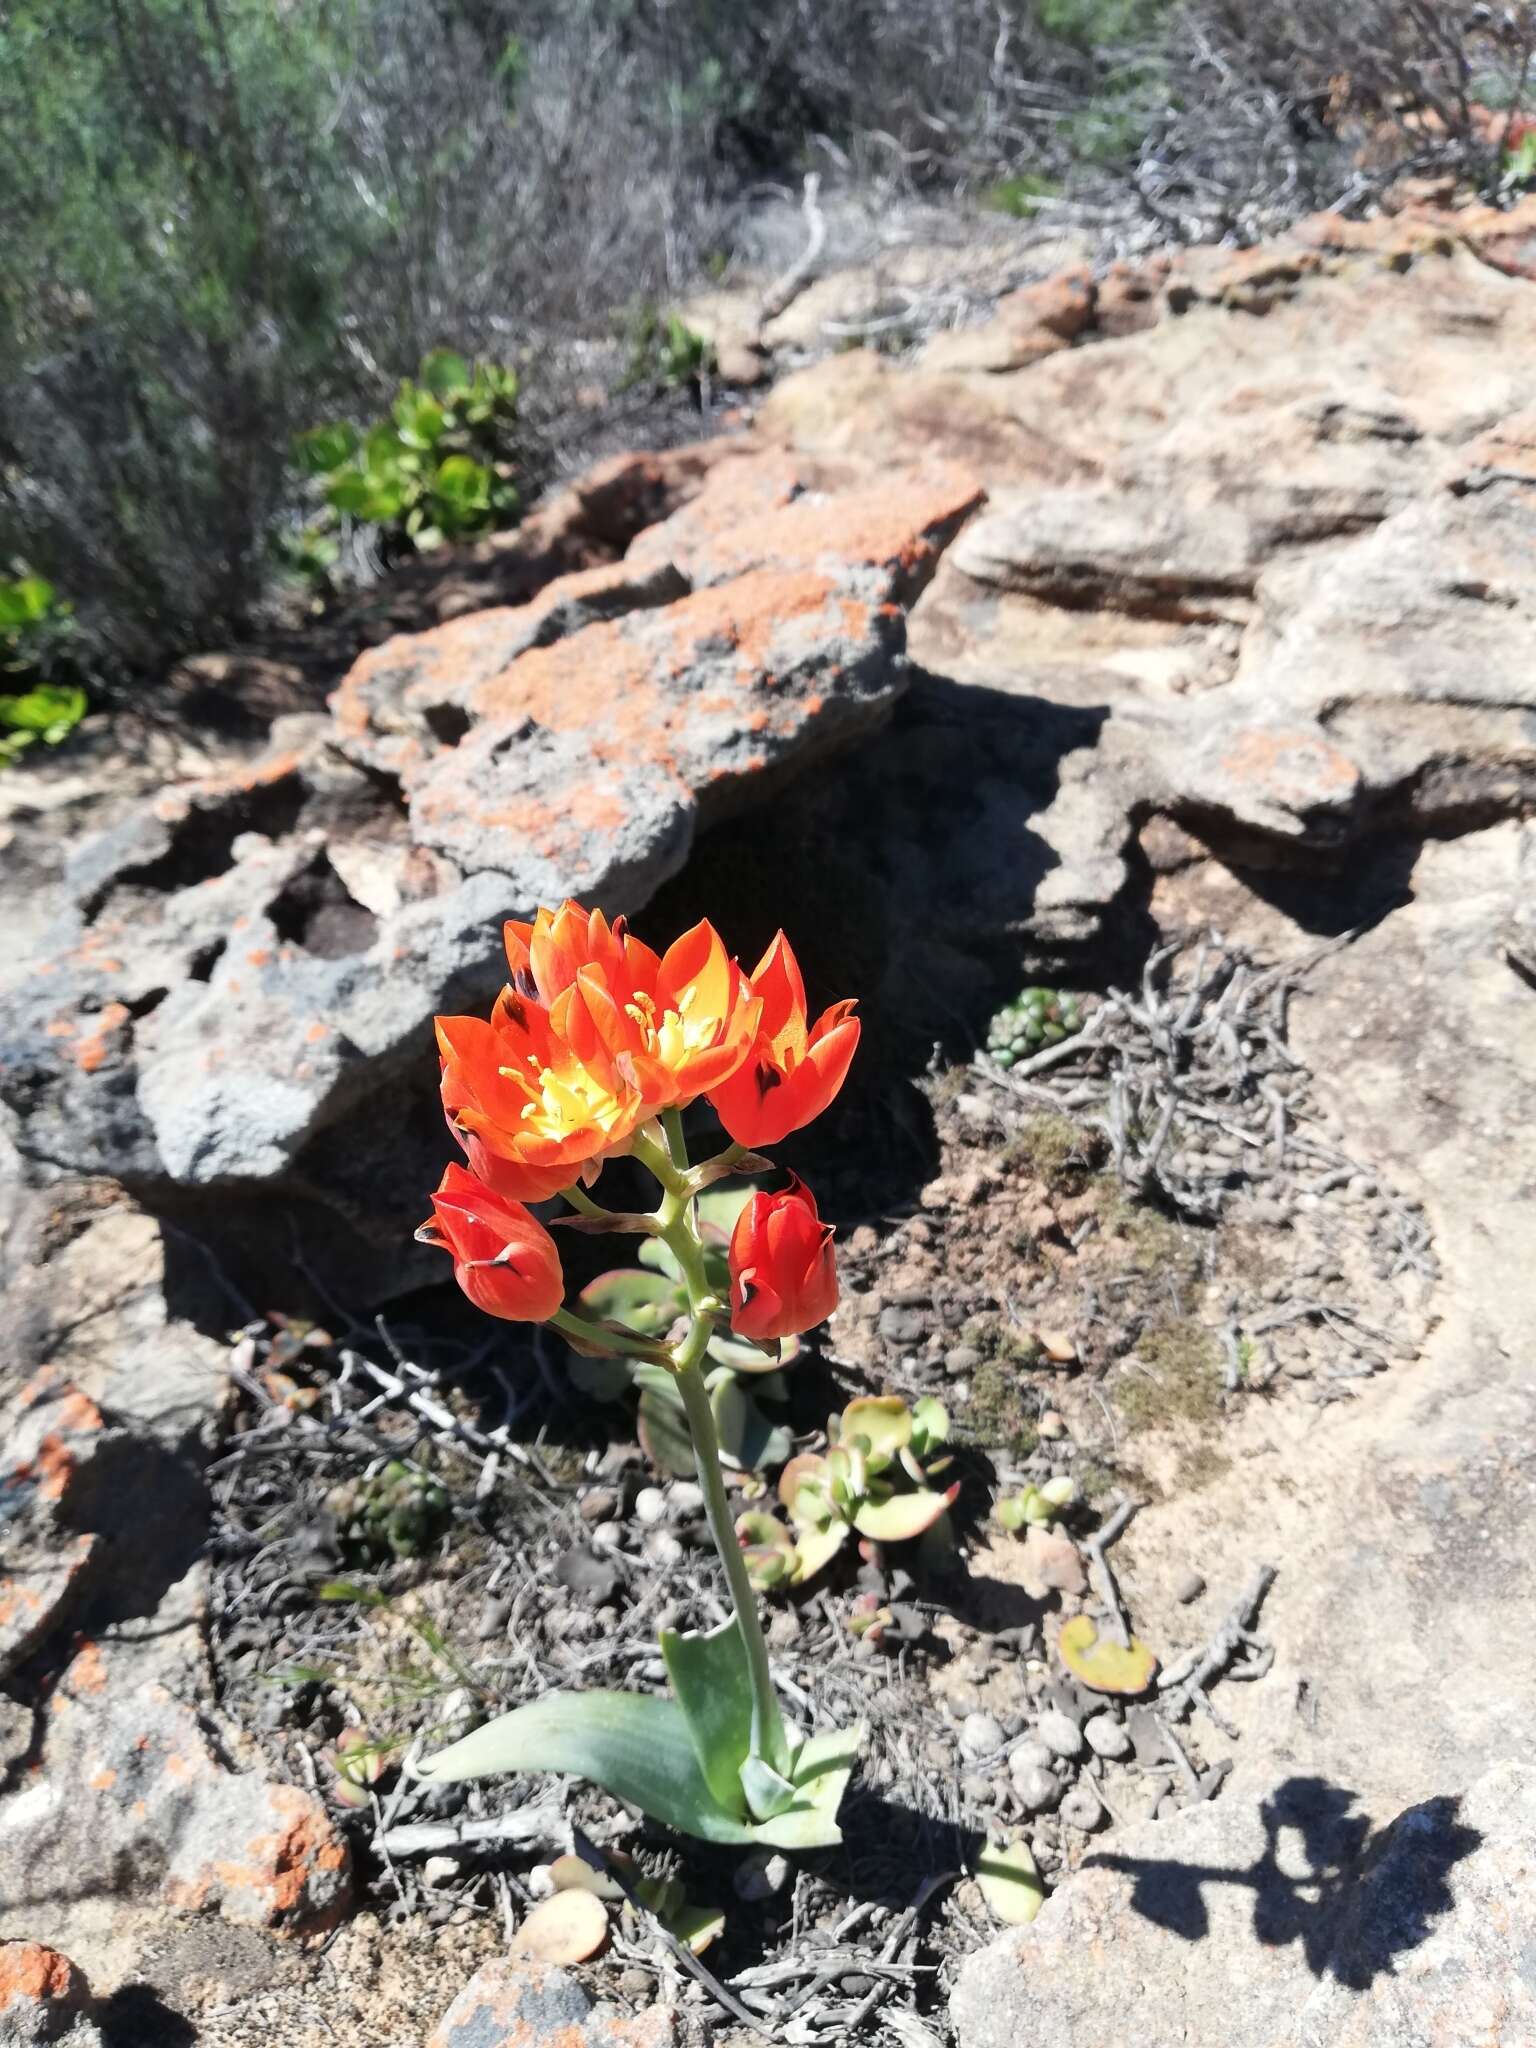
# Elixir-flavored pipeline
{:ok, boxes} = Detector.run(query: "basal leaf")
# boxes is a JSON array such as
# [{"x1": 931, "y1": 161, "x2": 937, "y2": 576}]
[
  {"x1": 659, "y1": 1615, "x2": 754, "y2": 1816},
  {"x1": 410, "y1": 1689, "x2": 756, "y2": 1843},
  {"x1": 749, "y1": 1722, "x2": 863, "y2": 1851},
  {"x1": 852, "y1": 1482, "x2": 959, "y2": 1544}
]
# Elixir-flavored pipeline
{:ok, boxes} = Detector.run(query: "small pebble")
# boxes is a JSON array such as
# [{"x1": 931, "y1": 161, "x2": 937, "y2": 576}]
[
  {"x1": 526, "y1": 1863, "x2": 557, "y2": 1899},
  {"x1": 668, "y1": 1481, "x2": 704, "y2": 1516},
  {"x1": 1059, "y1": 1783, "x2": 1104, "y2": 1831},
  {"x1": 422, "y1": 1854, "x2": 459, "y2": 1888},
  {"x1": 633, "y1": 1487, "x2": 668, "y2": 1526},
  {"x1": 960, "y1": 1711, "x2": 1006, "y2": 1761},
  {"x1": 589, "y1": 1521, "x2": 624, "y2": 1551},
  {"x1": 733, "y1": 1849, "x2": 791, "y2": 1902},
  {"x1": 1037, "y1": 1410, "x2": 1067, "y2": 1440},
  {"x1": 945, "y1": 1344, "x2": 983, "y2": 1377},
  {"x1": 1010, "y1": 1737, "x2": 1054, "y2": 1774},
  {"x1": 644, "y1": 1530, "x2": 684, "y2": 1566},
  {"x1": 1084, "y1": 1714, "x2": 1131, "y2": 1760},
  {"x1": 579, "y1": 1488, "x2": 619, "y2": 1525},
  {"x1": 1174, "y1": 1569, "x2": 1206, "y2": 1605},
  {"x1": 1011, "y1": 1762, "x2": 1062, "y2": 1813},
  {"x1": 617, "y1": 1969, "x2": 652, "y2": 2001},
  {"x1": 1036, "y1": 1708, "x2": 1084, "y2": 1761}
]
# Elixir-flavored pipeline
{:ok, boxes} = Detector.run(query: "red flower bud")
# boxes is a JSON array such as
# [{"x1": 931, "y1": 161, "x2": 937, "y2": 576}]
[
  {"x1": 728, "y1": 1175, "x2": 838, "y2": 1342},
  {"x1": 417, "y1": 1164, "x2": 564, "y2": 1323}
]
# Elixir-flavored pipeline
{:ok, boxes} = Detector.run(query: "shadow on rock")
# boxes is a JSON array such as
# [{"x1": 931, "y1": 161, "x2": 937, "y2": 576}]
[{"x1": 1089, "y1": 1774, "x2": 1481, "y2": 1987}]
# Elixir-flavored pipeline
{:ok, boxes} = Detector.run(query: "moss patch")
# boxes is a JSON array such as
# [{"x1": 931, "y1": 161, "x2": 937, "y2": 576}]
[
  {"x1": 1000, "y1": 1114, "x2": 1101, "y2": 1193},
  {"x1": 1116, "y1": 1317, "x2": 1223, "y2": 1430},
  {"x1": 959, "y1": 1355, "x2": 1042, "y2": 1459}
]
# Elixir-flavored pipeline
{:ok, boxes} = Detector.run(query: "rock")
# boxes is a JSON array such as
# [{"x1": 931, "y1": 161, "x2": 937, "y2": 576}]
[
  {"x1": 427, "y1": 1958, "x2": 677, "y2": 2048},
  {"x1": 733, "y1": 1849, "x2": 791, "y2": 1903},
  {"x1": 632, "y1": 1487, "x2": 668, "y2": 1526},
  {"x1": 0, "y1": 1945, "x2": 102, "y2": 2047},
  {"x1": 1286, "y1": 1761, "x2": 1536, "y2": 2047},
  {"x1": 959, "y1": 1712, "x2": 1006, "y2": 1761},
  {"x1": 1058, "y1": 1782, "x2": 1103, "y2": 1832},
  {"x1": 1010, "y1": 1763, "x2": 1061, "y2": 1814},
  {"x1": 0, "y1": 1637, "x2": 350, "y2": 1940},
  {"x1": 1014, "y1": 1526, "x2": 1087, "y2": 1601},
  {"x1": 0, "y1": 449, "x2": 981, "y2": 1297},
  {"x1": 950, "y1": 1764, "x2": 1536, "y2": 2048},
  {"x1": 1083, "y1": 1713, "x2": 1131, "y2": 1760},
  {"x1": 1034, "y1": 1709, "x2": 1083, "y2": 1761},
  {"x1": 877, "y1": 1305, "x2": 927, "y2": 1344},
  {"x1": 945, "y1": 1343, "x2": 983, "y2": 1377},
  {"x1": 554, "y1": 1548, "x2": 621, "y2": 1603},
  {"x1": 919, "y1": 268, "x2": 1096, "y2": 374},
  {"x1": 1174, "y1": 1569, "x2": 1207, "y2": 1604}
]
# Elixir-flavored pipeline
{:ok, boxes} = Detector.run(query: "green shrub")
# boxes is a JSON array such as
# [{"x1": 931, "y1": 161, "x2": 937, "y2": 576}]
[
  {"x1": 0, "y1": 574, "x2": 86, "y2": 765},
  {"x1": 295, "y1": 351, "x2": 522, "y2": 565}
]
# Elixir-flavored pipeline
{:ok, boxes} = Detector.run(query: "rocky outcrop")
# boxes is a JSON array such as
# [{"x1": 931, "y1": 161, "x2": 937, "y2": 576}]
[
  {"x1": 952, "y1": 1761, "x2": 1536, "y2": 2048},
  {"x1": 3, "y1": 195, "x2": 1535, "y2": 1290},
  {"x1": 0, "y1": 455, "x2": 979, "y2": 1291},
  {"x1": 0, "y1": 1184, "x2": 351, "y2": 1961},
  {"x1": 0, "y1": 1943, "x2": 103, "y2": 2047}
]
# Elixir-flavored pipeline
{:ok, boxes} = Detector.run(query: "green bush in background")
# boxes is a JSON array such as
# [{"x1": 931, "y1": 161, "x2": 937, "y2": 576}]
[
  {"x1": 294, "y1": 351, "x2": 522, "y2": 568},
  {"x1": 0, "y1": 575, "x2": 86, "y2": 766}
]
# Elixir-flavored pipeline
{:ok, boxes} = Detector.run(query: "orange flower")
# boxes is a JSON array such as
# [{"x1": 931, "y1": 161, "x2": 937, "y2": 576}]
[
  {"x1": 728, "y1": 1175, "x2": 838, "y2": 1342},
  {"x1": 436, "y1": 991, "x2": 645, "y2": 1204},
  {"x1": 417, "y1": 1164, "x2": 565, "y2": 1322},
  {"x1": 708, "y1": 933, "x2": 860, "y2": 1147},
  {"x1": 505, "y1": 902, "x2": 761, "y2": 1115}
]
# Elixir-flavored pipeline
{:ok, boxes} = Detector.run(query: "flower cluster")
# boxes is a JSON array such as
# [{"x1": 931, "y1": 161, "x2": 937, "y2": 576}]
[{"x1": 418, "y1": 902, "x2": 859, "y2": 1341}]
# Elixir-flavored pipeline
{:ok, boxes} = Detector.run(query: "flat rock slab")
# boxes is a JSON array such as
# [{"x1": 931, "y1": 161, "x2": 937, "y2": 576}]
[
  {"x1": 427, "y1": 1959, "x2": 677, "y2": 2048},
  {"x1": 951, "y1": 1762, "x2": 1536, "y2": 2048}
]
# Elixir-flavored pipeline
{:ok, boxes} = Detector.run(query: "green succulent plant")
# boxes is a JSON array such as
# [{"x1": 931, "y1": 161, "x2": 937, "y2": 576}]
[
  {"x1": 293, "y1": 349, "x2": 521, "y2": 564},
  {"x1": 995, "y1": 1474, "x2": 1077, "y2": 1532},
  {"x1": 987, "y1": 986, "x2": 1086, "y2": 1068},
  {"x1": 566, "y1": 1186, "x2": 797, "y2": 1477},
  {"x1": 737, "y1": 1395, "x2": 958, "y2": 1590},
  {"x1": 326, "y1": 1459, "x2": 451, "y2": 1564}
]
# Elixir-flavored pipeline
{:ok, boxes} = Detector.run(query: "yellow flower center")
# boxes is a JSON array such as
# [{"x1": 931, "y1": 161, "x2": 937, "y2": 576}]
[
  {"x1": 502, "y1": 1060, "x2": 629, "y2": 1140},
  {"x1": 624, "y1": 985, "x2": 717, "y2": 1068}
]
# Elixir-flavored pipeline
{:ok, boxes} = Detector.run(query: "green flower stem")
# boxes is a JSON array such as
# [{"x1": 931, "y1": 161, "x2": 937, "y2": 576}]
[
  {"x1": 672, "y1": 1343, "x2": 789, "y2": 1776},
  {"x1": 561, "y1": 1185, "x2": 609, "y2": 1220},
  {"x1": 631, "y1": 1125, "x2": 689, "y2": 1197},
  {"x1": 654, "y1": 1120, "x2": 789, "y2": 1780},
  {"x1": 547, "y1": 1307, "x2": 666, "y2": 1361}
]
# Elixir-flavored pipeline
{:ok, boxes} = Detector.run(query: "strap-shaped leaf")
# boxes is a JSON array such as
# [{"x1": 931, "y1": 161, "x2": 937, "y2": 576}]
[
  {"x1": 659, "y1": 1616, "x2": 754, "y2": 1818},
  {"x1": 750, "y1": 1723, "x2": 864, "y2": 1850},
  {"x1": 410, "y1": 1689, "x2": 755, "y2": 1843}
]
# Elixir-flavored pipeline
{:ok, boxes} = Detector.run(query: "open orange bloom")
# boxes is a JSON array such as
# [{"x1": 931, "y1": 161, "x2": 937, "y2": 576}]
[
  {"x1": 506, "y1": 901, "x2": 761, "y2": 1115},
  {"x1": 708, "y1": 933, "x2": 860, "y2": 1147},
  {"x1": 436, "y1": 989, "x2": 646, "y2": 1204}
]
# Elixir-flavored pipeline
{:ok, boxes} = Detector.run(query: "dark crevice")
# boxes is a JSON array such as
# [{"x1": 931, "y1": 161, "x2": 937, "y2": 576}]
[
  {"x1": 267, "y1": 851, "x2": 379, "y2": 960},
  {"x1": 187, "y1": 939, "x2": 226, "y2": 983},
  {"x1": 422, "y1": 701, "x2": 472, "y2": 747}
]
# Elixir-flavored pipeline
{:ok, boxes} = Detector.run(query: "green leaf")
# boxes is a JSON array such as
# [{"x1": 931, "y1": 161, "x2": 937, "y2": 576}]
[
  {"x1": 910, "y1": 1396, "x2": 950, "y2": 1457},
  {"x1": 0, "y1": 575, "x2": 56, "y2": 628},
  {"x1": 578, "y1": 1268, "x2": 679, "y2": 1338},
  {"x1": 326, "y1": 468, "x2": 405, "y2": 523},
  {"x1": 710, "y1": 1374, "x2": 792, "y2": 1473},
  {"x1": 706, "y1": 1330, "x2": 795, "y2": 1376},
  {"x1": 420, "y1": 348, "x2": 472, "y2": 400},
  {"x1": 565, "y1": 1351, "x2": 633, "y2": 1402},
  {"x1": 659, "y1": 1614, "x2": 754, "y2": 1816},
  {"x1": 637, "y1": 1376, "x2": 695, "y2": 1478},
  {"x1": 411, "y1": 1689, "x2": 756, "y2": 1843},
  {"x1": 977, "y1": 1835, "x2": 1047, "y2": 1925},
  {"x1": 0, "y1": 684, "x2": 85, "y2": 735},
  {"x1": 293, "y1": 423, "x2": 360, "y2": 476},
  {"x1": 789, "y1": 1519, "x2": 848, "y2": 1585},
  {"x1": 750, "y1": 1723, "x2": 862, "y2": 1851},
  {"x1": 840, "y1": 1396, "x2": 912, "y2": 1462},
  {"x1": 393, "y1": 389, "x2": 446, "y2": 450},
  {"x1": 852, "y1": 1483, "x2": 959, "y2": 1543},
  {"x1": 638, "y1": 1236, "x2": 685, "y2": 1282},
  {"x1": 433, "y1": 453, "x2": 491, "y2": 511},
  {"x1": 740, "y1": 1755, "x2": 797, "y2": 1821}
]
